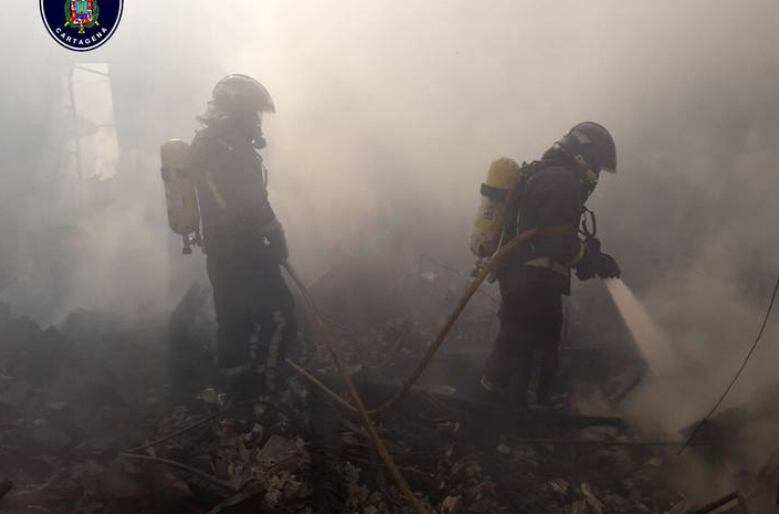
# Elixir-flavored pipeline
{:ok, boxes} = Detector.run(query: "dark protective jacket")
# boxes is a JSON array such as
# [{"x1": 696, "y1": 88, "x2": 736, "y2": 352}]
[
  {"x1": 190, "y1": 125, "x2": 278, "y2": 259},
  {"x1": 188, "y1": 123, "x2": 294, "y2": 372},
  {"x1": 498, "y1": 156, "x2": 585, "y2": 296}
]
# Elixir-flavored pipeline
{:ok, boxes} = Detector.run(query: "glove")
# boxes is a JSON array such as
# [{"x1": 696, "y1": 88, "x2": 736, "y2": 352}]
[
  {"x1": 575, "y1": 238, "x2": 621, "y2": 280},
  {"x1": 597, "y1": 252, "x2": 621, "y2": 279}
]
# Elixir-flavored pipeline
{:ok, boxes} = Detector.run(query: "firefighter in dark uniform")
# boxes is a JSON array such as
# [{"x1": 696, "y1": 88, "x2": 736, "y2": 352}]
[
  {"x1": 481, "y1": 122, "x2": 621, "y2": 408},
  {"x1": 190, "y1": 74, "x2": 295, "y2": 394}
]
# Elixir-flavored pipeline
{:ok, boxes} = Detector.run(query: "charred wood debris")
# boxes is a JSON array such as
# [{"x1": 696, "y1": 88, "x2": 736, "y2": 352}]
[{"x1": 0, "y1": 257, "x2": 770, "y2": 513}]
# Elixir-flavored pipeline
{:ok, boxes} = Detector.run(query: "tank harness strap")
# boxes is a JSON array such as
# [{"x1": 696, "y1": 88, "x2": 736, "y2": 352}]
[{"x1": 480, "y1": 182, "x2": 509, "y2": 201}]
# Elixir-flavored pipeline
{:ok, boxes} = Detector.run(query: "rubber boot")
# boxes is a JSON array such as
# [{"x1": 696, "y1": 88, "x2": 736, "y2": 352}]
[
  {"x1": 479, "y1": 375, "x2": 506, "y2": 400},
  {"x1": 220, "y1": 365, "x2": 265, "y2": 402}
]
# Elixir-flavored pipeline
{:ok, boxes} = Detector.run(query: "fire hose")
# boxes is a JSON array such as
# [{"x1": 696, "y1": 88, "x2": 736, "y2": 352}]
[
  {"x1": 283, "y1": 263, "x2": 431, "y2": 514},
  {"x1": 285, "y1": 225, "x2": 574, "y2": 417},
  {"x1": 282, "y1": 225, "x2": 573, "y2": 513}
]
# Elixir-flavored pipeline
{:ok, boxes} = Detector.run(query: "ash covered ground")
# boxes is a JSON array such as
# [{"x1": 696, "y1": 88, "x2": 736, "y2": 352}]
[{"x1": 2, "y1": 250, "x2": 774, "y2": 514}]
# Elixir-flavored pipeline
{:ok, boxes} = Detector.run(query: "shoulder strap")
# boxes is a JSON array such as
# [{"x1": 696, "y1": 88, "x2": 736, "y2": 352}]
[{"x1": 513, "y1": 159, "x2": 549, "y2": 200}]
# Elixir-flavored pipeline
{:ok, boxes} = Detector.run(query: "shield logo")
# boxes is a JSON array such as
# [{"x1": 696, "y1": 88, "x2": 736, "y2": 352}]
[
  {"x1": 64, "y1": 0, "x2": 100, "y2": 34},
  {"x1": 40, "y1": 0, "x2": 121, "y2": 51}
]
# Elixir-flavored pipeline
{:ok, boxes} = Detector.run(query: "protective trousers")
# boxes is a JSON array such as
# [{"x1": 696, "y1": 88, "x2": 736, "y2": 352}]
[
  {"x1": 484, "y1": 281, "x2": 563, "y2": 406},
  {"x1": 206, "y1": 252, "x2": 296, "y2": 393}
]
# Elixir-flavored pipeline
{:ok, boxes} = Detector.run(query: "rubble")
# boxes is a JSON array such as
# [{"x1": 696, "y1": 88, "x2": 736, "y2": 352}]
[{"x1": 0, "y1": 262, "x2": 761, "y2": 514}]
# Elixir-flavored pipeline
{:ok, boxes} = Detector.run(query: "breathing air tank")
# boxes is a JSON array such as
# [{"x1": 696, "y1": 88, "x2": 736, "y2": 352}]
[
  {"x1": 469, "y1": 157, "x2": 522, "y2": 258},
  {"x1": 160, "y1": 139, "x2": 201, "y2": 254}
]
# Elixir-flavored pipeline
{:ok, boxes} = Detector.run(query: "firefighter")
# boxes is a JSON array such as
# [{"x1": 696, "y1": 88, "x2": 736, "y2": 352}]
[
  {"x1": 190, "y1": 74, "x2": 295, "y2": 395},
  {"x1": 480, "y1": 122, "x2": 620, "y2": 408}
]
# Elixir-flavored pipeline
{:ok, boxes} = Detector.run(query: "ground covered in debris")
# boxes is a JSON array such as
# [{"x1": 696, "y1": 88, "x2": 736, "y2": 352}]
[{"x1": 0, "y1": 257, "x2": 758, "y2": 513}]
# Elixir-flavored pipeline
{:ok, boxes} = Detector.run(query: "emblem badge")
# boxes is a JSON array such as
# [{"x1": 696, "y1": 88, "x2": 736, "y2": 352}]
[{"x1": 40, "y1": 0, "x2": 123, "y2": 51}]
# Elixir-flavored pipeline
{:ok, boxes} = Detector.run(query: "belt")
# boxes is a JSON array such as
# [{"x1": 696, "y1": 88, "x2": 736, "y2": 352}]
[{"x1": 524, "y1": 257, "x2": 570, "y2": 277}]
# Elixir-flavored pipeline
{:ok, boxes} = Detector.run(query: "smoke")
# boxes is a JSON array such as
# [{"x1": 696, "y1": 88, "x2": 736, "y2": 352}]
[{"x1": 3, "y1": 0, "x2": 779, "y2": 485}]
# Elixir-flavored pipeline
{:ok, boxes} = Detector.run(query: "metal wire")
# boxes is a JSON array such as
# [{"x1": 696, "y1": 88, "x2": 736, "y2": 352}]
[{"x1": 679, "y1": 271, "x2": 779, "y2": 454}]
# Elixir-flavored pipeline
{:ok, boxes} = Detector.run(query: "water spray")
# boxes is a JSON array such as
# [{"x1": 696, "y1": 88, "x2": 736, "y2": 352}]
[
  {"x1": 604, "y1": 278, "x2": 677, "y2": 375},
  {"x1": 605, "y1": 274, "x2": 779, "y2": 452}
]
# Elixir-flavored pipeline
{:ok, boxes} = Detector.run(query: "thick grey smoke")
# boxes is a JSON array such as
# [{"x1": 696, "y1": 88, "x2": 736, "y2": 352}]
[{"x1": 3, "y1": 1, "x2": 779, "y2": 484}]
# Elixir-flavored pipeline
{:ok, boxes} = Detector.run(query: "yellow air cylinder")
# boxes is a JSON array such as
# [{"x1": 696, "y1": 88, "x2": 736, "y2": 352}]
[
  {"x1": 469, "y1": 157, "x2": 522, "y2": 257},
  {"x1": 160, "y1": 139, "x2": 200, "y2": 245}
]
